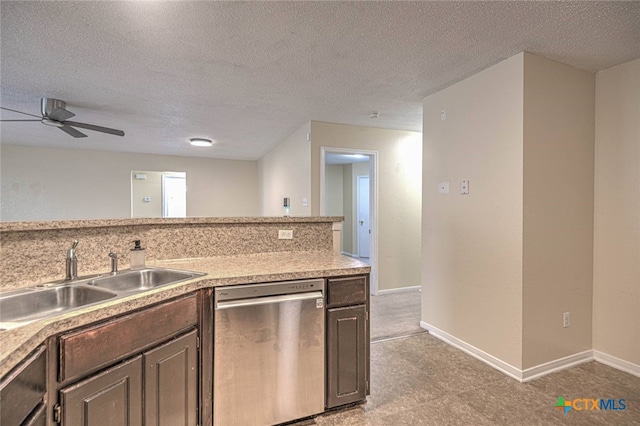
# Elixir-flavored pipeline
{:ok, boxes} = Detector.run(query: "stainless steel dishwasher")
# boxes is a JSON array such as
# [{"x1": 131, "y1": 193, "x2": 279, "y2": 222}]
[{"x1": 213, "y1": 279, "x2": 325, "y2": 426}]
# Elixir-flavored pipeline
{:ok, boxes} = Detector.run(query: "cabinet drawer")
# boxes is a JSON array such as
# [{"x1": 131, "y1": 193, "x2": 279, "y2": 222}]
[
  {"x1": 59, "y1": 294, "x2": 197, "y2": 382},
  {"x1": 326, "y1": 276, "x2": 367, "y2": 307},
  {"x1": 0, "y1": 345, "x2": 46, "y2": 426}
]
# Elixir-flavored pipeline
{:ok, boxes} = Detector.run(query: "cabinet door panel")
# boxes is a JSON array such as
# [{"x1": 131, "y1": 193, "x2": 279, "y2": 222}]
[
  {"x1": 22, "y1": 403, "x2": 46, "y2": 426},
  {"x1": 144, "y1": 329, "x2": 198, "y2": 426},
  {"x1": 327, "y1": 305, "x2": 366, "y2": 408},
  {"x1": 60, "y1": 356, "x2": 142, "y2": 426},
  {"x1": 0, "y1": 345, "x2": 46, "y2": 426}
]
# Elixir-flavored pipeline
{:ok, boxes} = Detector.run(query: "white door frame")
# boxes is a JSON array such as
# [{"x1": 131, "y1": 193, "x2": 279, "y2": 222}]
[
  {"x1": 356, "y1": 175, "x2": 370, "y2": 258},
  {"x1": 320, "y1": 146, "x2": 379, "y2": 295}
]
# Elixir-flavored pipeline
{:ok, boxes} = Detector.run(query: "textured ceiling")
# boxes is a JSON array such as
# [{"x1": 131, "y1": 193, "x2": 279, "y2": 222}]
[{"x1": 1, "y1": 1, "x2": 639, "y2": 160}]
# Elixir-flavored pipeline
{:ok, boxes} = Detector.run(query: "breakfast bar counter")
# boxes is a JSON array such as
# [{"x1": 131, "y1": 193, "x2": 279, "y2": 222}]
[{"x1": 0, "y1": 251, "x2": 370, "y2": 378}]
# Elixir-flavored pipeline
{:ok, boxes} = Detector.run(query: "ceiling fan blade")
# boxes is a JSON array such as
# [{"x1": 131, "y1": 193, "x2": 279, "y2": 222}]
[
  {"x1": 64, "y1": 120, "x2": 125, "y2": 137},
  {"x1": 48, "y1": 107, "x2": 75, "y2": 122},
  {"x1": 0, "y1": 106, "x2": 41, "y2": 118},
  {"x1": 0, "y1": 119, "x2": 40, "y2": 122},
  {"x1": 59, "y1": 125, "x2": 87, "y2": 138}
]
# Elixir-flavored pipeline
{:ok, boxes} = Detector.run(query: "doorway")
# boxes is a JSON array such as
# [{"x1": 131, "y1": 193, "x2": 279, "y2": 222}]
[
  {"x1": 162, "y1": 174, "x2": 187, "y2": 218},
  {"x1": 320, "y1": 147, "x2": 378, "y2": 294},
  {"x1": 131, "y1": 171, "x2": 186, "y2": 218}
]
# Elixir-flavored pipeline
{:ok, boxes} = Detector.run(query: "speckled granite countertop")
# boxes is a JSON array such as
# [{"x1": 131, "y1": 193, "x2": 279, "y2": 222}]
[
  {"x1": 0, "y1": 251, "x2": 369, "y2": 378},
  {"x1": 0, "y1": 216, "x2": 344, "y2": 232}
]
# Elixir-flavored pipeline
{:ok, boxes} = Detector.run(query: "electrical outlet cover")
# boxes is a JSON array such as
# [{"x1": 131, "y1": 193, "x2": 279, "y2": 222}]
[{"x1": 278, "y1": 230, "x2": 293, "y2": 240}]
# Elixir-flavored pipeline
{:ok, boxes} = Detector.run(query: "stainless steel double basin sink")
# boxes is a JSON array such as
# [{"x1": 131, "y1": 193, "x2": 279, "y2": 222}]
[{"x1": 0, "y1": 268, "x2": 205, "y2": 329}]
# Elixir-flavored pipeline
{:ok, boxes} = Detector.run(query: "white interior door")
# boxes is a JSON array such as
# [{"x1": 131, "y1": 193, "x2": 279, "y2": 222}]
[
  {"x1": 357, "y1": 175, "x2": 370, "y2": 258},
  {"x1": 162, "y1": 175, "x2": 186, "y2": 218}
]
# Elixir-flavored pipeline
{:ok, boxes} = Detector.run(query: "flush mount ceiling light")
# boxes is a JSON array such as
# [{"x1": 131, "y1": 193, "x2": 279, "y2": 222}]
[
  {"x1": 369, "y1": 111, "x2": 380, "y2": 119},
  {"x1": 189, "y1": 137, "x2": 213, "y2": 147}
]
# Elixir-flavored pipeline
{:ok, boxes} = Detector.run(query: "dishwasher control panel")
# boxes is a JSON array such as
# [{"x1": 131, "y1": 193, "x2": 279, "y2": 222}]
[
  {"x1": 214, "y1": 278, "x2": 325, "y2": 304},
  {"x1": 288, "y1": 282, "x2": 318, "y2": 291}
]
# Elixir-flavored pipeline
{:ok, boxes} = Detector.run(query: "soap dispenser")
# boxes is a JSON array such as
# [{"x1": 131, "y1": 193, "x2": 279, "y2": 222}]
[{"x1": 130, "y1": 240, "x2": 146, "y2": 270}]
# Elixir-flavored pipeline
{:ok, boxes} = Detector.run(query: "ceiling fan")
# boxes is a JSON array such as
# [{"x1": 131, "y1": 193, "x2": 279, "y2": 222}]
[{"x1": 0, "y1": 98, "x2": 125, "y2": 138}]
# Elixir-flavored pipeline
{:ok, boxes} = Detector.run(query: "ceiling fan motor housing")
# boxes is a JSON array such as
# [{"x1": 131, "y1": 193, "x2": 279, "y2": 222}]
[{"x1": 41, "y1": 98, "x2": 66, "y2": 117}]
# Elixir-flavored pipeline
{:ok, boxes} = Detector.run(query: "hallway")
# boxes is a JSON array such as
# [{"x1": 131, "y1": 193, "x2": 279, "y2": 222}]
[{"x1": 369, "y1": 289, "x2": 424, "y2": 342}]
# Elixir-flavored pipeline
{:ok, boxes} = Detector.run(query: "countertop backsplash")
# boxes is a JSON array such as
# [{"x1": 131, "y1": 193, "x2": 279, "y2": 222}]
[{"x1": 0, "y1": 217, "x2": 342, "y2": 290}]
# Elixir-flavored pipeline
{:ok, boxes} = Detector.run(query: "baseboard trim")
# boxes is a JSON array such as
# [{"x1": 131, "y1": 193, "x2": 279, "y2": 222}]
[
  {"x1": 420, "y1": 321, "x2": 523, "y2": 381},
  {"x1": 521, "y1": 350, "x2": 593, "y2": 382},
  {"x1": 420, "y1": 321, "x2": 595, "y2": 383},
  {"x1": 377, "y1": 286, "x2": 421, "y2": 295},
  {"x1": 593, "y1": 350, "x2": 640, "y2": 378}
]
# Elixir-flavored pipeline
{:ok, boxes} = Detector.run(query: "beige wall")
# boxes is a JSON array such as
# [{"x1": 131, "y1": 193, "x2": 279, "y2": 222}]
[
  {"x1": 342, "y1": 164, "x2": 354, "y2": 254},
  {"x1": 521, "y1": 53, "x2": 595, "y2": 369},
  {"x1": 325, "y1": 164, "x2": 344, "y2": 251},
  {"x1": 310, "y1": 121, "x2": 422, "y2": 292},
  {"x1": 0, "y1": 145, "x2": 259, "y2": 221},
  {"x1": 593, "y1": 58, "x2": 640, "y2": 366},
  {"x1": 423, "y1": 52, "x2": 599, "y2": 371},
  {"x1": 131, "y1": 171, "x2": 163, "y2": 218},
  {"x1": 258, "y1": 122, "x2": 311, "y2": 216},
  {"x1": 325, "y1": 165, "x2": 344, "y2": 216},
  {"x1": 348, "y1": 162, "x2": 369, "y2": 256},
  {"x1": 326, "y1": 162, "x2": 369, "y2": 255},
  {"x1": 422, "y1": 54, "x2": 525, "y2": 368}
]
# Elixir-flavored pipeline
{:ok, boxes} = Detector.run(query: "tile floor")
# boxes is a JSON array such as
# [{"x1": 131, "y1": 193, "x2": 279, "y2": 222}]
[
  {"x1": 300, "y1": 289, "x2": 640, "y2": 425},
  {"x1": 311, "y1": 333, "x2": 640, "y2": 425},
  {"x1": 369, "y1": 289, "x2": 424, "y2": 341}
]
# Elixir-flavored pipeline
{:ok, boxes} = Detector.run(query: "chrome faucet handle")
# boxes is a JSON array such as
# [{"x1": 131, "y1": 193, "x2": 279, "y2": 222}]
[
  {"x1": 65, "y1": 240, "x2": 79, "y2": 281},
  {"x1": 108, "y1": 252, "x2": 118, "y2": 275},
  {"x1": 67, "y1": 240, "x2": 79, "y2": 259}
]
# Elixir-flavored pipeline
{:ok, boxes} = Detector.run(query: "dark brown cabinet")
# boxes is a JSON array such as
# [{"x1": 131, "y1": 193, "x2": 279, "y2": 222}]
[
  {"x1": 51, "y1": 294, "x2": 199, "y2": 426},
  {"x1": 327, "y1": 305, "x2": 367, "y2": 407},
  {"x1": 143, "y1": 330, "x2": 198, "y2": 426},
  {"x1": 325, "y1": 275, "x2": 369, "y2": 408},
  {"x1": 3, "y1": 273, "x2": 371, "y2": 426},
  {"x1": 58, "y1": 330, "x2": 198, "y2": 426},
  {"x1": 59, "y1": 355, "x2": 143, "y2": 426},
  {"x1": 23, "y1": 403, "x2": 46, "y2": 426},
  {"x1": 0, "y1": 345, "x2": 46, "y2": 426}
]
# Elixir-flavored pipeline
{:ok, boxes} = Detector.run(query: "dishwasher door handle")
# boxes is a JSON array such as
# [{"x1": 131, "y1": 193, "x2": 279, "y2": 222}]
[{"x1": 215, "y1": 291, "x2": 323, "y2": 310}]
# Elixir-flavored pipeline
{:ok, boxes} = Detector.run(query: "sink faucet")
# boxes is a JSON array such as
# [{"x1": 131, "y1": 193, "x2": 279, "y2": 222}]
[
  {"x1": 108, "y1": 252, "x2": 118, "y2": 275},
  {"x1": 65, "y1": 240, "x2": 79, "y2": 281}
]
